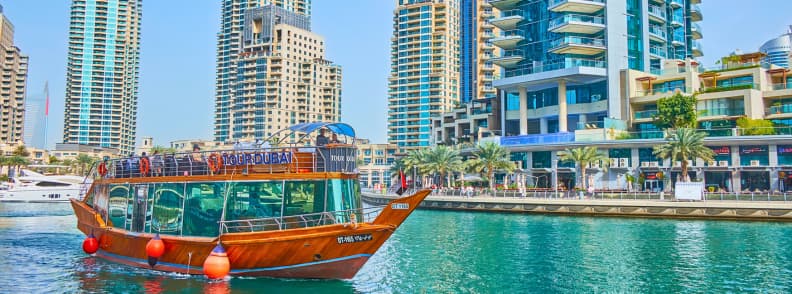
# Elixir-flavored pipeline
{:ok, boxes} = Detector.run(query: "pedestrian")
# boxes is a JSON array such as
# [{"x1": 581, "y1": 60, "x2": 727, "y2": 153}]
[{"x1": 151, "y1": 150, "x2": 164, "y2": 177}]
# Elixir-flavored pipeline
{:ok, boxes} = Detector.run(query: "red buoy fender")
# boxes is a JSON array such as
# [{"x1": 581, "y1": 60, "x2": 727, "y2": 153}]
[
  {"x1": 146, "y1": 234, "x2": 165, "y2": 258},
  {"x1": 83, "y1": 233, "x2": 99, "y2": 254},
  {"x1": 203, "y1": 243, "x2": 230, "y2": 279},
  {"x1": 97, "y1": 163, "x2": 108, "y2": 177}
]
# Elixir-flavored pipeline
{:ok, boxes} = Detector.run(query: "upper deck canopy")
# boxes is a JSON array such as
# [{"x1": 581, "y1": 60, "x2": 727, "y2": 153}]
[{"x1": 288, "y1": 122, "x2": 356, "y2": 138}]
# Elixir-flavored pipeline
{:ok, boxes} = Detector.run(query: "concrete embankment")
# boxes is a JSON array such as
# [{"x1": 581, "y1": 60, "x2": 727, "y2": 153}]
[{"x1": 362, "y1": 192, "x2": 792, "y2": 221}]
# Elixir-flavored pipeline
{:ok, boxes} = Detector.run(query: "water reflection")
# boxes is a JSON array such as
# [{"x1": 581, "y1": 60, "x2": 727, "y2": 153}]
[{"x1": 2, "y1": 205, "x2": 792, "y2": 292}]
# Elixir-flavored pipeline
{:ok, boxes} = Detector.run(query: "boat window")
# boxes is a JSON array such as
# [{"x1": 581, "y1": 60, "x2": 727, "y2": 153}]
[
  {"x1": 35, "y1": 181, "x2": 71, "y2": 187},
  {"x1": 283, "y1": 180, "x2": 326, "y2": 216},
  {"x1": 128, "y1": 184, "x2": 152, "y2": 233},
  {"x1": 225, "y1": 181, "x2": 284, "y2": 222},
  {"x1": 107, "y1": 184, "x2": 129, "y2": 229},
  {"x1": 326, "y1": 179, "x2": 362, "y2": 222},
  {"x1": 183, "y1": 183, "x2": 224, "y2": 237},
  {"x1": 151, "y1": 183, "x2": 185, "y2": 236}
]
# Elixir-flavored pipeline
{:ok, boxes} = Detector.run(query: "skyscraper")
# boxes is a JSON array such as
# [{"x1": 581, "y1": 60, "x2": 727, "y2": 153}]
[
  {"x1": 459, "y1": 0, "x2": 498, "y2": 104},
  {"x1": 490, "y1": 0, "x2": 703, "y2": 137},
  {"x1": 0, "y1": 5, "x2": 29, "y2": 144},
  {"x1": 63, "y1": 0, "x2": 142, "y2": 154},
  {"x1": 215, "y1": 0, "x2": 340, "y2": 142},
  {"x1": 759, "y1": 25, "x2": 791, "y2": 69},
  {"x1": 24, "y1": 82, "x2": 49, "y2": 150},
  {"x1": 388, "y1": 0, "x2": 460, "y2": 150}
]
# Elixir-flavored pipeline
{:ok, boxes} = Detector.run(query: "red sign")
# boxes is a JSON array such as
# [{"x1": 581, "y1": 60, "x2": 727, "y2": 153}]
[{"x1": 710, "y1": 146, "x2": 730, "y2": 155}]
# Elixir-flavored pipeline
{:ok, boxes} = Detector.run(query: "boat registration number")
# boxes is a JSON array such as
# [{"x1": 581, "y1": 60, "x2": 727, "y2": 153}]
[
  {"x1": 391, "y1": 203, "x2": 409, "y2": 210},
  {"x1": 337, "y1": 234, "x2": 373, "y2": 244}
]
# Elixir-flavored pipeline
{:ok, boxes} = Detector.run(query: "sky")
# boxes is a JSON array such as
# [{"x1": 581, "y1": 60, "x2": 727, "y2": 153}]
[{"x1": 3, "y1": 0, "x2": 791, "y2": 149}]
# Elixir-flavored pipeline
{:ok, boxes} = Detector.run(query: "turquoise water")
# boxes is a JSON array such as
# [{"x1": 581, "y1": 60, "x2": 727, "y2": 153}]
[{"x1": 2, "y1": 203, "x2": 792, "y2": 293}]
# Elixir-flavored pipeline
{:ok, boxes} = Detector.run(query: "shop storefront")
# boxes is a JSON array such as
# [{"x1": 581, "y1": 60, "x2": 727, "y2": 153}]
[
  {"x1": 777, "y1": 145, "x2": 792, "y2": 191},
  {"x1": 640, "y1": 171, "x2": 664, "y2": 192},
  {"x1": 739, "y1": 146, "x2": 770, "y2": 192},
  {"x1": 704, "y1": 146, "x2": 733, "y2": 192},
  {"x1": 741, "y1": 171, "x2": 770, "y2": 192}
]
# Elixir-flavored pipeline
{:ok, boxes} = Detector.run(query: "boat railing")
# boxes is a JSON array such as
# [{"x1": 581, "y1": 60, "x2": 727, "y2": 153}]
[
  {"x1": 93, "y1": 145, "x2": 358, "y2": 180},
  {"x1": 219, "y1": 206, "x2": 385, "y2": 233}
]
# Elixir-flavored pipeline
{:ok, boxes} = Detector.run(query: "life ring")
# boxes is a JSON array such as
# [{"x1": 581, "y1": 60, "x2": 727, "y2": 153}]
[
  {"x1": 208, "y1": 153, "x2": 223, "y2": 174},
  {"x1": 97, "y1": 162, "x2": 108, "y2": 177},
  {"x1": 139, "y1": 157, "x2": 151, "y2": 176}
]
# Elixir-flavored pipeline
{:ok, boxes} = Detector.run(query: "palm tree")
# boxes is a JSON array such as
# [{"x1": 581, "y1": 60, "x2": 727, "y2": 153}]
[
  {"x1": 469, "y1": 142, "x2": 515, "y2": 190},
  {"x1": 75, "y1": 154, "x2": 97, "y2": 176},
  {"x1": 7, "y1": 156, "x2": 29, "y2": 176},
  {"x1": 48, "y1": 155, "x2": 60, "y2": 164},
  {"x1": 61, "y1": 159, "x2": 75, "y2": 175},
  {"x1": 422, "y1": 146, "x2": 464, "y2": 188},
  {"x1": 558, "y1": 146, "x2": 608, "y2": 190},
  {"x1": 653, "y1": 128, "x2": 715, "y2": 182},
  {"x1": 12, "y1": 145, "x2": 30, "y2": 157},
  {"x1": 403, "y1": 149, "x2": 430, "y2": 186}
]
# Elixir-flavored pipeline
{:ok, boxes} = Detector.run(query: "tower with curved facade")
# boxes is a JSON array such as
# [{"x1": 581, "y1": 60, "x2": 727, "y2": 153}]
[{"x1": 760, "y1": 26, "x2": 791, "y2": 69}]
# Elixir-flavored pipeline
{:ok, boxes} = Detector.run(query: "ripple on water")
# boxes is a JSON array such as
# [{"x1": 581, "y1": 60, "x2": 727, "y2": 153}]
[{"x1": 2, "y1": 207, "x2": 792, "y2": 293}]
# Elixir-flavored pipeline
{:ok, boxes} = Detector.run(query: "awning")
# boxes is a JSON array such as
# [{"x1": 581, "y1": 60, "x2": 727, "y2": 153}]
[{"x1": 288, "y1": 122, "x2": 356, "y2": 138}]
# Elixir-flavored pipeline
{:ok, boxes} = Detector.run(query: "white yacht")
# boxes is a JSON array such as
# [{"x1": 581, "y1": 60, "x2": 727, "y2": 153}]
[{"x1": 0, "y1": 170, "x2": 90, "y2": 203}]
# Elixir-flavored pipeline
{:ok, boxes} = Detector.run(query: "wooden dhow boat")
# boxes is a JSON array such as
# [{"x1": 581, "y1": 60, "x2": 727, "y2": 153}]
[{"x1": 71, "y1": 123, "x2": 428, "y2": 279}]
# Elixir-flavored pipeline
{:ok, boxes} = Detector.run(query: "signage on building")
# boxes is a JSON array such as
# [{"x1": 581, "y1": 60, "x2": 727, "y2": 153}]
[
  {"x1": 779, "y1": 146, "x2": 792, "y2": 154},
  {"x1": 740, "y1": 146, "x2": 767, "y2": 154},
  {"x1": 710, "y1": 146, "x2": 730, "y2": 155}
]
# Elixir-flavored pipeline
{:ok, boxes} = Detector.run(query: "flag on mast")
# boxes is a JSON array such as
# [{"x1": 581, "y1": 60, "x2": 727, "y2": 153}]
[{"x1": 396, "y1": 169, "x2": 406, "y2": 195}]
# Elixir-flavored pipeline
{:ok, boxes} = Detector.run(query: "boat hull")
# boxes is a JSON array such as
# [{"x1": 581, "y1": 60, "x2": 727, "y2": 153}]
[
  {"x1": 71, "y1": 190, "x2": 429, "y2": 279},
  {"x1": 0, "y1": 188, "x2": 82, "y2": 203}
]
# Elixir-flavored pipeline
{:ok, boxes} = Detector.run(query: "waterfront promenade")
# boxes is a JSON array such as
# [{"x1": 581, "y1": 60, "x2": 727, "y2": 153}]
[{"x1": 362, "y1": 190, "x2": 792, "y2": 221}]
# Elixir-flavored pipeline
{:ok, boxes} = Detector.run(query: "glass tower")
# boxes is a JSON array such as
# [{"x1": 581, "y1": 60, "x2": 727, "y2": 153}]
[
  {"x1": 759, "y1": 26, "x2": 791, "y2": 69},
  {"x1": 490, "y1": 0, "x2": 702, "y2": 137},
  {"x1": 63, "y1": 0, "x2": 142, "y2": 154},
  {"x1": 388, "y1": 0, "x2": 460, "y2": 150}
]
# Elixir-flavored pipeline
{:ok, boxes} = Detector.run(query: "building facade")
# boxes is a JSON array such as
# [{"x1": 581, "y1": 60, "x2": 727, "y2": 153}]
[
  {"x1": 430, "y1": 96, "x2": 500, "y2": 145},
  {"x1": 490, "y1": 0, "x2": 702, "y2": 138},
  {"x1": 388, "y1": 0, "x2": 461, "y2": 150},
  {"x1": 214, "y1": 0, "x2": 340, "y2": 142},
  {"x1": 24, "y1": 82, "x2": 48, "y2": 149},
  {"x1": 356, "y1": 139, "x2": 399, "y2": 189},
  {"x1": 0, "y1": 5, "x2": 28, "y2": 144},
  {"x1": 489, "y1": 52, "x2": 792, "y2": 193},
  {"x1": 460, "y1": 0, "x2": 499, "y2": 104},
  {"x1": 52, "y1": 143, "x2": 120, "y2": 161},
  {"x1": 63, "y1": 0, "x2": 142, "y2": 154},
  {"x1": 759, "y1": 25, "x2": 792, "y2": 69}
]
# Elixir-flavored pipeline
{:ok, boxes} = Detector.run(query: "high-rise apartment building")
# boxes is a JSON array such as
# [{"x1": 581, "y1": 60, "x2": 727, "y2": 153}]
[
  {"x1": 490, "y1": 0, "x2": 702, "y2": 137},
  {"x1": 214, "y1": 0, "x2": 340, "y2": 142},
  {"x1": 759, "y1": 25, "x2": 791, "y2": 69},
  {"x1": 460, "y1": 0, "x2": 498, "y2": 104},
  {"x1": 388, "y1": 0, "x2": 461, "y2": 150},
  {"x1": 63, "y1": 0, "x2": 142, "y2": 154},
  {"x1": 0, "y1": 5, "x2": 28, "y2": 144},
  {"x1": 24, "y1": 83, "x2": 49, "y2": 149}
]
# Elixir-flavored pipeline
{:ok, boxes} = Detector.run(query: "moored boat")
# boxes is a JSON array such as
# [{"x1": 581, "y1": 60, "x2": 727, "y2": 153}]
[
  {"x1": 0, "y1": 170, "x2": 89, "y2": 203},
  {"x1": 71, "y1": 122, "x2": 428, "y2": 279}
]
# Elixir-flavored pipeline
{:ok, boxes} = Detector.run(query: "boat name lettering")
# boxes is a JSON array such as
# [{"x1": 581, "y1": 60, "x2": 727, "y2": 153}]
[
  {"x1": 221, "y1": 152, "x2": 292, "y2": 166},
  {"x1": 330, "y1": 155, "x2": 355, "y2": 162},
  {"x1": 391, "y1": 203, "x2": 409, "y2": 210},
  {"x1": 336, "y1": 234, "x2": 373, "y2": 244}
]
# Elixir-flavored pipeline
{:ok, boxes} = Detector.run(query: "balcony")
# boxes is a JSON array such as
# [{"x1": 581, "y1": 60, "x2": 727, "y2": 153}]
[
  {"x1": 690, "y1": 4, "x2": 702, "y2": 21},
  {"x1": 701, "y1": 83, "x2": 757, "y2": 94},
  {"x1": 700, "y1": 107, "x2": 744, "y2": 117},
  {"x1": 692, "y1": 41, "x2": 703, "y2": 57},
  {"x1": 490, "y1": 49, "x2": 524, "y2": 68},
  {"x1": 481, "y1": 9, "x2": 495, "y2": 20},
  {"x1": 768, "y1": 103, "x2": 792, "y2": 115},
  {"x1": 633, "y1": 109, "x2": 658, "y2": 120},
  {"x1": 690, "y1": 22, "x2": 702, "y2": 40},
  {"x1": 490, "y1": 9, "x2": 523, "y2": 30},
  {"x1": 648, "y1": 5, "x2": 666, "y2": 23},
  {"x1": 480, "y1": 31, "x2": 496, "y2": 39},
  {"x1": 669, "y1": 0, "x2": 682, "y2": 8},
  {"x1": 486, "y1": 0, "x2": 521, "y2": 10},
  {"x1": 503, "y1": 58, "x2": 606, "y2": 78},
  {"x1": 548, "y1": 0, "x2": 605, "y2": 14},
  {"x1": 671, "y1": 15, "x2": 684, "y2": 27},
  {"x1": 649, "y1": 45, "x2": 667, "y2": 59},
  {"x1": 548, "y1": 14, "x2": 605, "y2": 34},
  {"x1": 492, "y1": 29, "x2": 524, "y2": 49},
  {"x1": 549, "y1": 36, "x2": 606, "y2": 55},
  {"x1": 648, "y1": 25, "x2": 667, "y2": 42},
  {"x1": 671, "y1": 34, "x2": 685, "y2": 46}
]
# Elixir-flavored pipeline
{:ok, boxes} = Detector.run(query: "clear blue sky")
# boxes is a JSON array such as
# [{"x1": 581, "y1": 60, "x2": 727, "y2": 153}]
[{"x1": 3, "y1": 0, "x2": 790, "y2": 149}]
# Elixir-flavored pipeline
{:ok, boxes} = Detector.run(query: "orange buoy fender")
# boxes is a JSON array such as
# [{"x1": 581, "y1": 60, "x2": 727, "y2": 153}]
[
  {"x1": 146, "y1": 234, "x2": 165, "y2": 267},
  {"x1": 203, "y1": 243, "x2": 230, "y2": 279},
  {"x1": 82, "y1": 233, "x2": 99, "y2": 254}
]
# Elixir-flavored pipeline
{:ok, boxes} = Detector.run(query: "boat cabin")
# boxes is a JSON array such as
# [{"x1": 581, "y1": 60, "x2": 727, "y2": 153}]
[{"x1": 82, "y1": 123, "x2": 365, "y2": 237}]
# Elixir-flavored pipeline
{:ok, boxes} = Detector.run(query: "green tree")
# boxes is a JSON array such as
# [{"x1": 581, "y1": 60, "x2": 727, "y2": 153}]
[
  {"x1": 736, "y1": 117, "x2": 775, "y2": 135},
  {"x1": 61, "y1": 159, "x2": 75, "y2": 174},
  {"x1": 403, "y1": 149, "x2": 430, "y2": 186},
  {"x1": 75, "y1": 154, "x2": 97, "y2": 176},
  {"x1": 150, "y1": 145, "x2": 177, "y2": 154},
  {"x1": 653, "y1": 128, "x2": 715, "y2": 182},
  {"x1": 468, "y1": 142, "x2": 515, "y2": 190},
  {"x1": 12, "y1": 145, "x2": 30, "y2": 157},
  {"x1": 653, "y1": 93, "x2": 698, "y2": 130},
  {"x1": 422, "y1": 146, "x2": 464, "y2": 188},
  {"x1": 48, "y1": 155, "x2": 60, "y2": 164},
  {"x1": 558, "y1": 147, "x2": 608, "y2": 190},
  {"x1": 7, "y1": 156, "x2": 29, "y2": 176}
]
